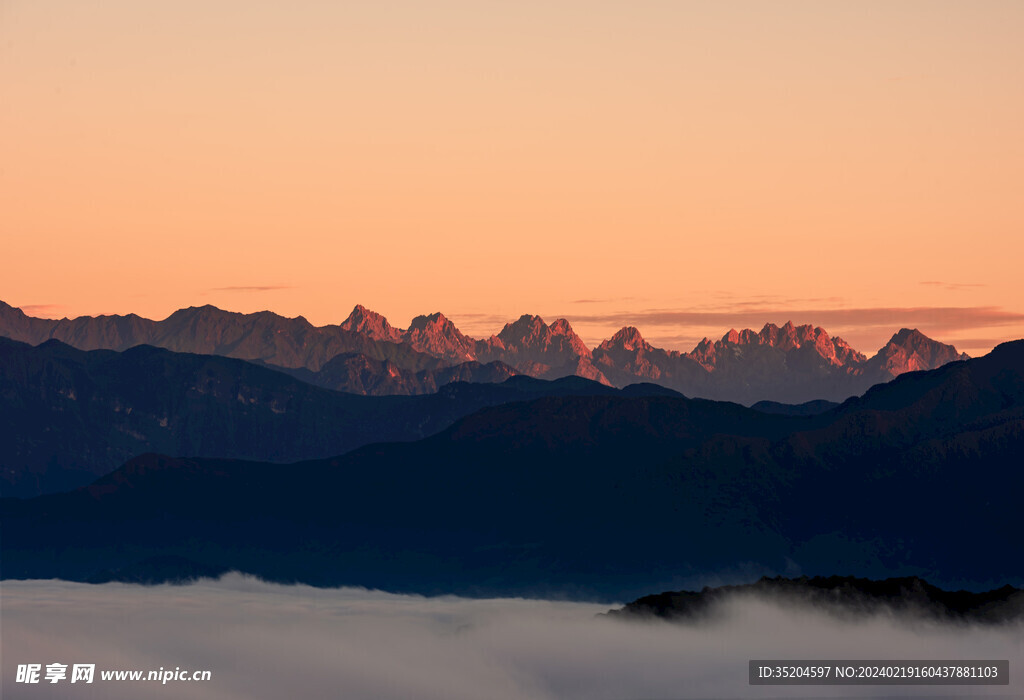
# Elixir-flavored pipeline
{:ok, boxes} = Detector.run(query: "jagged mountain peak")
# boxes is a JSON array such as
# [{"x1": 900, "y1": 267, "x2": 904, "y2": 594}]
[
  {"x1": 498, "y1": 314, "x2": 547, "y2": 339},
  {"x1": 601, "y1": 326, "x2": 650, "y2": 352},
  {"x1": 888, "y1": 327, "x2": 939, "y2": 347},
  {"x1": 871, "y1": 328, "x2": 969, "y2": 375},
  {"x1": 497, "y1": 315, "x2": 550, "y2": 346},
  {"x1": 340, "y1": 304, "x2": 401, "y2": 342},
  {"x1": 695, "y1": 321, "x2": 866, "y2": 375},
  {"x1": 717, "y1": 321, "x2": 844, "y2": 352},
  {"x1": 403, "y1": 312, "x2": 476, "y2": 361},
  {"x1": 495, "y1": 314, "x2": 591, "y2": 359},
  {"x1": 880, "y1": 327, "x2": 969, "y2": 358},
  {"x1": 407, "y1": 311, "x2": 455, "y2": 331},
  {"x1": 758, "y1": 321, "x2": 825, "y2": 347},
  {"x1": 549, "y1": 318, "x2": 575, "y2": 336}
]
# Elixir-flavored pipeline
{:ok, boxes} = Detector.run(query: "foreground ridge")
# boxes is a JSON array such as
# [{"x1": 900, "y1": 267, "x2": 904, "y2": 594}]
[{"x1": 607, "y1": 575, "x2": 1023, "y2": 624}]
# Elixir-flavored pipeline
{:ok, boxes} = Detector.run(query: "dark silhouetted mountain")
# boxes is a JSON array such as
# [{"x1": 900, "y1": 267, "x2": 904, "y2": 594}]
[
  {"x1": 0, "y1": 301, "x2": 971, "y2": 403},
  {"x1": 750, "y1": 399, "x2": 840, "y2": 416},
  {"x1": 0, "y1": 394, "x2": 794, "y2": 598},
  {"x1": 0, "y1": 338, "x2": 665, "y2": 497},
  {"x1": 607, "y1": 575, "x2": 1023, "y2": 624},
  {"x1": 0, "y1": 301, "x2": 158, "y2": 351},
  {"x1": 3, "y1": 342, "x2": 1020, "y2": 598},
  {"x1": 429, "y1": 360, "x2": 519, "y2": 391},
  {"x1": 292, "y1": 353, "x2": 518, "y2": 396}
]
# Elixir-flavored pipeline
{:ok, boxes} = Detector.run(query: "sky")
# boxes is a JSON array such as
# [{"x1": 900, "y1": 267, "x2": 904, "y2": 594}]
[
  {"x1": 4, "y1": 575, "x2": 1021, "y2": 699},
  {"x1": 2, "y1": 1, "x2": 1023, "y2": 356}
]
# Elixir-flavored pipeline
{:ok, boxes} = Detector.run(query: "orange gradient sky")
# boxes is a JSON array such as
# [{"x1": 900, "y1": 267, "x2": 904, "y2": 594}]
[{"x1": 2, "y1": 1, "x2": 1022, "y2": 356}]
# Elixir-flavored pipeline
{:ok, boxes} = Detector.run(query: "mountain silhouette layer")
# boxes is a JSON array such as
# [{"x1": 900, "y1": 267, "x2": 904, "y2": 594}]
[
  {"x1": 0, "y1": 301, "x2": 968, "y2": 404},
  {"x1": 257, "y1": 353, "x2": 519, "y2": 396},
  {"x1": 3, "y1": 341, "x2": 1019, "y2": 599},
  {"x1": 0, "y1": 337, "x2": 676, "y2": 497}
]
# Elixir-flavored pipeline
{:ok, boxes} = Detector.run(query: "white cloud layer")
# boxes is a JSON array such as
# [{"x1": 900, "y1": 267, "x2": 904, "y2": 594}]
[{"x1": 2, "y1": 574, "x2": 1021, "y2": 700}]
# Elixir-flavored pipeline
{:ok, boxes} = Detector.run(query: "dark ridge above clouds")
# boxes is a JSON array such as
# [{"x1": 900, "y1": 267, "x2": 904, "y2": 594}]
[
  {"x1": 607, "y1": 575, "x2": 1024, "y2": 625},
  {"x1": 749, "y1": 399, "x2": 840, "y2": 416}
]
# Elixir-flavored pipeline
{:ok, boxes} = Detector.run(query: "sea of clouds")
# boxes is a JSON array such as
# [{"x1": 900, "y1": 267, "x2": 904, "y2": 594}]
[{"x1": 3, "y1": 573, "x2": 1021, "y2": 700}]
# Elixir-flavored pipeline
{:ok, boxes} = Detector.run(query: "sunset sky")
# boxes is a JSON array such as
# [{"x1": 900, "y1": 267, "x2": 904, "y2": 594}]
[{"x1": 3, "y1": 1, "x2": 1022, "y2": 356}]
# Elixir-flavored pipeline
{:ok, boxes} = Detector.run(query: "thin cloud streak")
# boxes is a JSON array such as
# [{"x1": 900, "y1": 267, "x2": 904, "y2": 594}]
[
  {"x1": 207, "y1": 286, "x2": 293, "y2": 293},
  {"x1": 16, "y1": 304, "x2": 66, "y2": 316},
  {"x1": 569, "y1": 297, "x2": 640, "y2": 305},
  {"x1": 566, "y1": 306, "x2": 1024, "y2": 333},
  {"x1": 921, "y1": 281, "x2": 987, "y2": 291},
  {"x1": 943, "y1": 338, "x2": 1013, "y2": 351},
  {"x1": 449, "y1": 313, "x2": 521, "y2": 325}
]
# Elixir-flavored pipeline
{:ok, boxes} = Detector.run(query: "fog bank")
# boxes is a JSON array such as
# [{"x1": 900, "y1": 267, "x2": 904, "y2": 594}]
[{"x1": 3, "y1": 574, "x2": 1021, "y2": 700}]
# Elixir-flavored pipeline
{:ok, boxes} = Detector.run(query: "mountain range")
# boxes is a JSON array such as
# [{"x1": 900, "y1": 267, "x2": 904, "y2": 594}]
[
  {"x1": 4, "y1": 340, "x2": 1020, "y2": 599},
  {"x1": 0, "y1": 336, "x2": 677, "y2": 497},
  {"x1": 0, "y1": 301, "x2": 969, "y2": 404}
]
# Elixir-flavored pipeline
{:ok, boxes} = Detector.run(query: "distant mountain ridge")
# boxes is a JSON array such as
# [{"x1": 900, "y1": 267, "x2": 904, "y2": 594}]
[
  {"x1": 594, "y1": 322, "x2": 970, "y2": 404},
  {"x1": 0, "y1": 301, "x2": 438, "y2": 373},
  {"x1": 0, "y1": 300, "x2": 969, "y2": 403}
]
